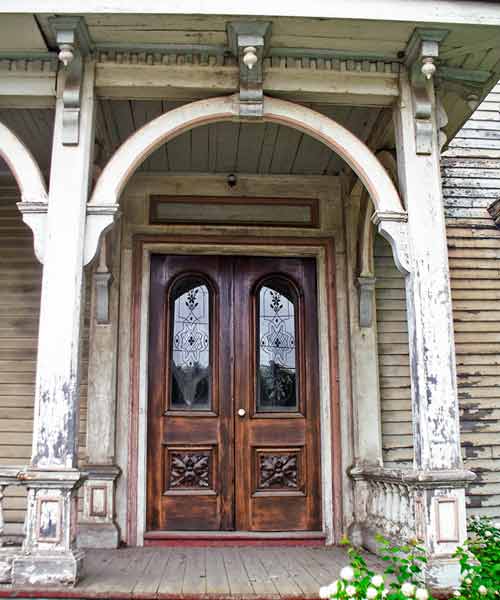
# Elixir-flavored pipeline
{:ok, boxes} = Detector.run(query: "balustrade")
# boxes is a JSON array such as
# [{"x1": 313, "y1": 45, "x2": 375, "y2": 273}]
[
  {"x1": 0, "y1": 467, "x2": 25, "y2": 583},
  {"x1": 349, "y1": 466, "x2": 421, "y2": 549}
]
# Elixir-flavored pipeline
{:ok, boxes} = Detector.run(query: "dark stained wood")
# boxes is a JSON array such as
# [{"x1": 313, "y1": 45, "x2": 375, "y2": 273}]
[
  {"x1": 233, "y1": 257, "x2": 321, "y2": 532},
  {"x1": 147, "y1": 254, "x2": 322, "y2": 533},
  {"x1": 147, "y1": 255, "x2": 233, "y2": 532},
  {"x1": 129, "y1": 234, "x2": 340, "y2": 543}
]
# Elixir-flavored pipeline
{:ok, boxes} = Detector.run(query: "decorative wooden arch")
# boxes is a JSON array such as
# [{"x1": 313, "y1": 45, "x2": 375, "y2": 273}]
[
  {"x1": 86, "y1": 94, "x2": 410, "y2": 271},
  {"x1": 0, "y1": 120, "x2": 48, "y2": 262}
]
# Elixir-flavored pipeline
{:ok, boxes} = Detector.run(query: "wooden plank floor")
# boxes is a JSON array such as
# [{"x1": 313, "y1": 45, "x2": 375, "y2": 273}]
[{"x1": 0, "y1": 546, "x2": 386, "y2": 599}]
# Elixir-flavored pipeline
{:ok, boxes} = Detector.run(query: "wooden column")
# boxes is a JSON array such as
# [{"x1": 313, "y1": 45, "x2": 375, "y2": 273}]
[
  {"x1": 394, "y1": 64, "x2": 474, "y2": 591},
  {"x1": 11, "y1": 59, "x2": 96, "y2": 586}
]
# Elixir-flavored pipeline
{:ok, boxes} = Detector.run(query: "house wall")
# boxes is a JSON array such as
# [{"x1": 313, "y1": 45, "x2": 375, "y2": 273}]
[
  {"x1": 0, "y1": 182, "x2": 90, "y2": 535},
  {"x1": 374, "y1": 83, "x2": 500, "y2": 520}
]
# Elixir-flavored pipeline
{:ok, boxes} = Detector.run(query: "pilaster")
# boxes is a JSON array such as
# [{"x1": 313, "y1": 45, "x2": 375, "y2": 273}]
[{"x1": 80, "y1": 230, "x2": 122, "y2": 548}]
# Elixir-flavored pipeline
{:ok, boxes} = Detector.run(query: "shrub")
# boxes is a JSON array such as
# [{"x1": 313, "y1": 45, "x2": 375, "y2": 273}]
[
  {"x1": 319, "y1": 535, "x2": 433, "y2": 600},
  {"x1": 452, "y1": 516, "x2": 500, "y2": 599}
]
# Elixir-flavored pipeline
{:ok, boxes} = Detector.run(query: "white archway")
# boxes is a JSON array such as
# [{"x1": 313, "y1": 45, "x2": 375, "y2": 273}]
[
  {"x1": 0, "y1": 120, "x2": 48, "y2": 262},
  {"x1": 86, "y1": 94, "x2": 410, "y2": 270},
  {"x1": 90, "y1": 94, "x2": 403, "y2": 215},
  {"x1": 0, "y1": 121, "x2": 47, "y2": 204}
]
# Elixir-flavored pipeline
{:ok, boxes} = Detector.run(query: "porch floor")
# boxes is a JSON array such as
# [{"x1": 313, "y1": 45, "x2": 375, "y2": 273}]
[{"x1": 0, "y1": 546, "x2": 385, "y2": 599}]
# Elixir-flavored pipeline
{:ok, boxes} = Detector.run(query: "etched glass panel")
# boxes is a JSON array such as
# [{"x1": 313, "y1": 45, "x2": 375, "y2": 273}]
[
  {"x1": 170, "y1": 279, "x2": 211, "y2": 410},
  {"x1": 257, "y1": 281, "x2": 298, "y2": 412}
]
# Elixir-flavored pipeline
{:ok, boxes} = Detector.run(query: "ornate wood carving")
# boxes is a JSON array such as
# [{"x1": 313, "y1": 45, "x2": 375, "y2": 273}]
[
  {"x1": 49, "y1": 17, "x2": 92, "y2": 145},
  {"x1": 227, "y1": 21, "x2": 271, "y2": 119},
  {"x1": 169, "y1": 451, "x2": 211, "y2": 489},
  {"x1": 405, "y1": 28, "x2": 448, "y2": 155},
  {"x1": 258, "y1": 453, "x2": 299, "y2": 489}
]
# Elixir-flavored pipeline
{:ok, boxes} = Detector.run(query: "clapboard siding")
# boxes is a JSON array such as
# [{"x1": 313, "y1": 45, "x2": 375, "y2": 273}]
[
  {"x1": 375, "y1": 83, "x2": 500, "y2": 518},
  {"x1": 0, "y1": 185, "x2": 89, "y2": 534},
  {"x1": 374, "y1": 235, "x2": 413, "y2": 467},
  {"x1": 445, "y1": 82, "x2": 500, "y2": 520}
]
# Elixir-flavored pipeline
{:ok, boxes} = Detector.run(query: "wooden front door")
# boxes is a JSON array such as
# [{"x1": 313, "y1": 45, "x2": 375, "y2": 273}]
[{"x1": 147, "y1": 254, "x2": 321, "y2": 533}]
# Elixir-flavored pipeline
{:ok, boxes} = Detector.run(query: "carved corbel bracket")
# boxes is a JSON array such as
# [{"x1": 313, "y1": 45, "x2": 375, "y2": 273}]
[
  {"x1": 49, "y1": 17, "x2": 92, "y2": 145},
  {"x1": 227, "y1": 22, "x2": 271, "y2": 119},
  {"x1": 16, "y1": 202, "x2": 48, "y2": 264},
  {"x1": 84, "y1": 204, "x2": 121, "y2": 267},
  {"x1": 372, "y1": 211, "x2": 411, "y2": 276},
  {"x1": 405, "y1": 28, "x2": 448, "y2": 155},
  {"x1": 357, "y1": 276, "x2": 377, "y2": 328}
]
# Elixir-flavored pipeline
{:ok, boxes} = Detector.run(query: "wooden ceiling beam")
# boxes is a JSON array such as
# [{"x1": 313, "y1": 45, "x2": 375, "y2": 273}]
[{"x1": 95, "y1": 62, "x2": 399, "y2": 105}]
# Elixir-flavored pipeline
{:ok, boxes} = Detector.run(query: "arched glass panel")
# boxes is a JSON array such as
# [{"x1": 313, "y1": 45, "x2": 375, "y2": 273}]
[
  {"x1": 170, "y1": 277, "x2": 211, "y2": 410},
  {"x1": 257, "y1": 279, "x2": 298, "y2": 412}
]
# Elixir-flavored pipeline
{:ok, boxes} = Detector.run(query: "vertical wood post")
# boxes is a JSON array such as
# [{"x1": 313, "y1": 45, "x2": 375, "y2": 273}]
[
  {"x1": 394, "y1": 69, "x2": 474, "y2": 592},
  {"x1": 12, "y1": 60, "x2": 96, "y2": 587}
]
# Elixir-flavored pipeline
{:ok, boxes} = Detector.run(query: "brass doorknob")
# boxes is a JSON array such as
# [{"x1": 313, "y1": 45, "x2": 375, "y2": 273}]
[{"x1": 238, "y1": 408, "x2": 246, "y2": 417}]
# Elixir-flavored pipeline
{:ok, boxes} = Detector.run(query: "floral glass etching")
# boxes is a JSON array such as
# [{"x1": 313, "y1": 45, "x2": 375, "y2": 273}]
[
  {"x1": 257, "y1": 280, "x2": 298, "y2": 411},
  {"x1": 170, "y1": 278, "x2": 211, "y2": 410}
]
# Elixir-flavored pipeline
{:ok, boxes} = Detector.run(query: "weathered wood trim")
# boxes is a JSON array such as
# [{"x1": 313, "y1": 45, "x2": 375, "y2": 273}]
[
  {"x1": 0, "y1": 58, "x2": 57, "y2": 109},
  {"x1": 95, "y1": 57, "x2": 400, "y2": 105}
]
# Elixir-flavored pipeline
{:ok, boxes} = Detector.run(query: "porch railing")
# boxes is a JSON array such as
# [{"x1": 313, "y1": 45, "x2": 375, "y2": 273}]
[
  {"x1": 0, "y1": 467, "x2": 25, "y2": 548},
  {"x1": 349, "y1": 465, "x2": 475, "y2": 552},
  {"x1": 349, "y1": 466, "x2": 418, "y2": 548}
]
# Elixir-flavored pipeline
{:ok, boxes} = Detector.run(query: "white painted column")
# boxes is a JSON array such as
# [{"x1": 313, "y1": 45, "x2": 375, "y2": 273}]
[
  {"x1": 394, "y1": 70, "x2": 474, "y2": 591},
  {"x1": 12, "y1": 60, "x2": 96, "y2": 586}
]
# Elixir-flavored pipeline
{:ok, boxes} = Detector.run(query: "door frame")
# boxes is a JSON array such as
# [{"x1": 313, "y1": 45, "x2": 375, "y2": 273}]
[{"x1": 128, "y1": 234, "x2": 341, "y2": 545}]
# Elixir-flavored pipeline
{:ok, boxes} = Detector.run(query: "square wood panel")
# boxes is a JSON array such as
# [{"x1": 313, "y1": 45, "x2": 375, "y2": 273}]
[
  {"x1": 252, "y1": 447, "x2": 306, "y2": 497},
  {"x1": 163, "y1": 446, "x2": 217, "y2": 495}
]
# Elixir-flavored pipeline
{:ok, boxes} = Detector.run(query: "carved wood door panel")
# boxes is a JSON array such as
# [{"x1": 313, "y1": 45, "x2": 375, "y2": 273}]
[{"x1": 147, "y1": 254, "x2": 321, "y2": 532}]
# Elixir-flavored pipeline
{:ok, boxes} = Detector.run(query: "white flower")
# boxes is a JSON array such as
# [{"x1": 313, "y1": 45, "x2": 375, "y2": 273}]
[
  {"x1": 340, "y1": 566, "x2": 355, "y2": 582},
  {"x1": 465, "y1": 578, "x2": 472, "y2": 585},
  {"x1": 415, "y1": 589, "x2": 429, "y2": 600},
  {"x1": 382, "y1": 591, "x2": 388, "y2": 598},
  {"x1": 485, "y1": 530, "x2": 493, "y2": 537},
  {"x1": 478, "y1": 586, "x2": 488, "y2": 596},
  {"x1": 401, "y1": 582, "x2": 415, "y2": 597},
  {"x1": 320, "y1": 582, "x2": 342, "y2": 598},
  {"x1": 346, "y1": 585, "x2": 357, "y2": 597},
  {"x1": 366, "y1": 587, "x2": 378, "y2": 600},
  {"x1": 371, "y1": 575, "x2": 384, "y2": 588},
  {"x1": 453, "y1": 592, "x2": 461, "y2": 598}
]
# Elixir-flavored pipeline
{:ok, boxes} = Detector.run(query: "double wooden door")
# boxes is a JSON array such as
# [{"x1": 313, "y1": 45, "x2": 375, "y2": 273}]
[{"x1": 147, "y1": 254, "x2": 321, "y2": 533}]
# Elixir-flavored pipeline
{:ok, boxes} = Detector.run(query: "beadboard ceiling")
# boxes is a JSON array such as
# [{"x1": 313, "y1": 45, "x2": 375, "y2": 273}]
[{"x1": 0, "y1": 101, "x2": 386, "y2": 179}]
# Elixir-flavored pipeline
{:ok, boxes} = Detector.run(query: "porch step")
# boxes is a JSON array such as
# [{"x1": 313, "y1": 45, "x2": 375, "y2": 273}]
[{"x1": 143, "y1": 531, "x2": 327, "y2": 547}]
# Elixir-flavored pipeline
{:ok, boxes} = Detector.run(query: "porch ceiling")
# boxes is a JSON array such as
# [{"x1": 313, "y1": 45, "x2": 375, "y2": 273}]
[
  {"x1": 0, "y1": 12, "x2": 499, "y2": 143},
  {"x1": 0, "y1": 102, "x2": 387, "y2": 178}
]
